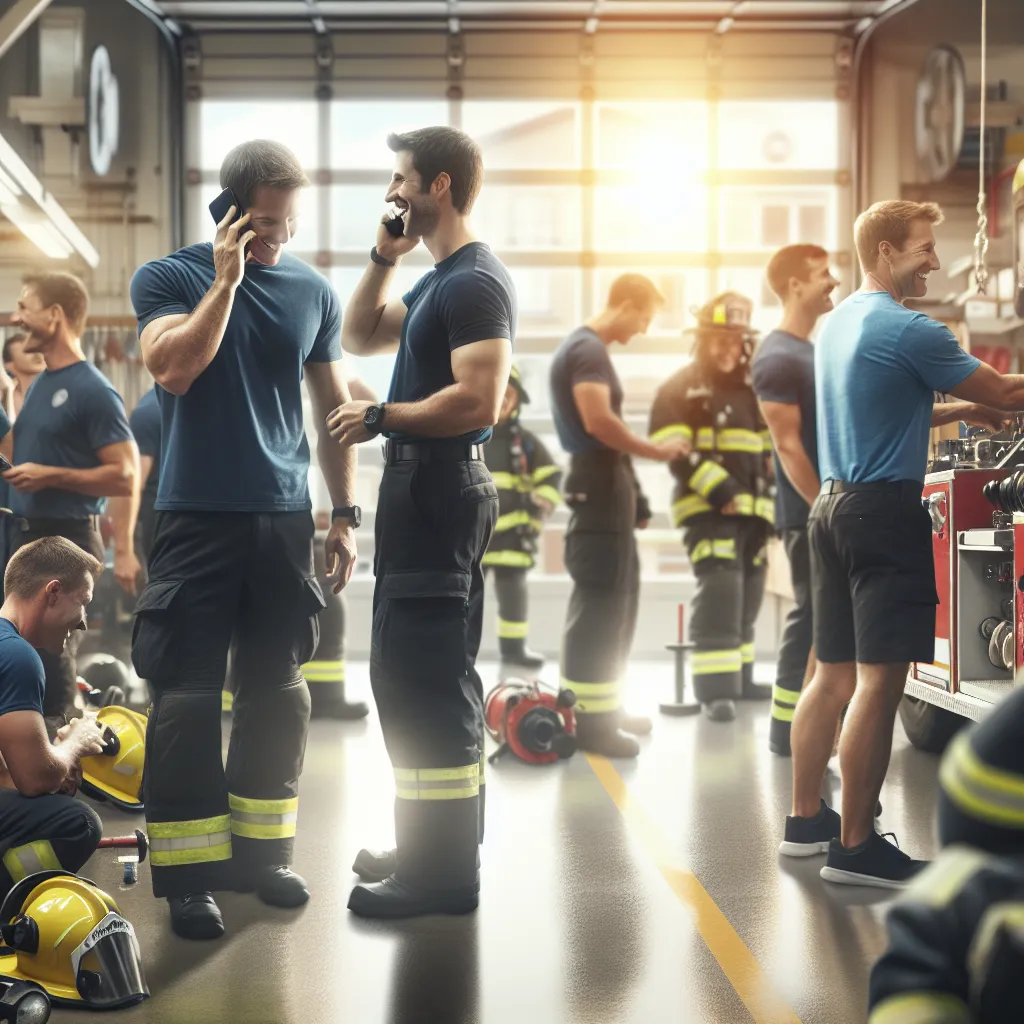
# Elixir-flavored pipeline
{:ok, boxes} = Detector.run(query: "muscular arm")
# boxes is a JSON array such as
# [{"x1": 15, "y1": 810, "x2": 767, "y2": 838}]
[
  {"x1": 305, "y1": 361, "x2": 357, "y2": 508},
  {"x1": 949, "y1": 363, "x2": 1024, "y2": 412},
  {"x1": 340, "y1": 261, "x2": 407, "y2": 357},
  {"x1": 575, "y1": 382, "x2": 672, "y2": 461},
  {"x1": 54, "y1": 440, "x2": 137, "y2": 498},
  {"x1": 0, "y1": 712, "x2": 90, "y2": 797},
  {"x1": 347, "y1": 377, "x2": 378, "y2": 404},
  {"x1": 381, "y1": 338, "x2": 513, "y2": 437},
  {"x1": 759, "y1": 400, "x2": 820, "y2": 507}
]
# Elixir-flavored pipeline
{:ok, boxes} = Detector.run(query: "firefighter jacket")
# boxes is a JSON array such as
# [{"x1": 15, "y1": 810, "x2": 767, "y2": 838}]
[
  {"x1": 648, "y1": 362, "x2": 774, "y2": 529},
  {"x1": 868, "y1": 845, "x2": 1024, "y2": 1023},
  {"x1": 483, "y1": 419, "x2": 562, "y2": 570}
]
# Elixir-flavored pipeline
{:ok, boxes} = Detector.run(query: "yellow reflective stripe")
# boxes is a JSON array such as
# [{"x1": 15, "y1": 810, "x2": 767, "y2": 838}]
[
  {"x1": 533, "y1": 484, "x2": 562, "y2": 507},
  {"x1": 479, "y1": 752, "x2": 486, "y2": 788},
  {"x1": 495, "y1": 510, "x2": 533, "y2": 532},
  {"x1": 697, "y1": 427, "x2": 715, "y2": 451},
  {"x1": 482, "y1": 550, "x2": 533, "y2": 568},
  {"x1": 222, "y1": 690, "x2": 234, "y2": 712},
  {"x1": 740, "y1": 643, "x2": 755, "y2": 664},
  {"x1": 395, "y1": 764, "x2": 480, "y2": 801},
  {"x1": 562, "y1": 678, "x2": 620, "y2": 714},
  {"x1": 228, "y1": 795, "x2": 298, "y2": 815},
  {"x1": 904, "y1": 846, "x2": 990, "y2": 908},
  {"x1": 716, "y1": 429, "x2": 764, "y2": 454},
  {"x1": 940, "y1": 733, "x2": 1024, "y2": 827},
  {"x1": 690, "y1": 539, "x2": 713, "y2": 563},
  {"x1": 150, "y1": 842, "x2": 233, "y2": 867},
  {"x1": 673, "y1": 494, "x2": 712, "y2": 525},
  {"x1": 231, "y1": 820, "x2": 297, "y2": 840},
  {"x1": 302, "y1": 658, "x2": 345, "y2": 682},
  {"x1": 968, "y1": 901, "x2": 1024, "y2": 985},
  {"x1": 712, "y1": 539, "x2": 736, "y2": 560},
  {"x1": 490, "y1": 471, "x2": 519, "y2": 491},
  {"x1": 760, "y1": 429, "x2": 773, "y2": 452},
  {"x1": 3, "y1": 840, "x2": 61, "y2": 882},
  {"x1": 755, "y1": 497, "x2": 775, "y2": 524},
  {"x1": 149, "y1": 814, "x2": 231, "y2": 840},
  {"x1": 734, "y1": 493, "x2": 755, "y2": 515},
  {"x1": 771, "y1": 704, "x2": 796, "y2": 723},
  {"x1": 690, "y1": 461, "x2": 730, "y2": 497},
  {"x1": 497, "y1": 618, "x2": 528, "y2": 639},
  {"x1": 692, "y1": 650, "x2": 743, "y2": 675},
  {"x1": 868, "y1": 993, "x2": 971, "y2": 1024},
  {"x1": 650, "y1": 424, "x2": 693, "y2": 444},
  {"x1": 532, "y1": 464, "x2": 560, "y2": 484},
  {"x1": 772, "y1": 684, "x2": 802, "y2": 706}
]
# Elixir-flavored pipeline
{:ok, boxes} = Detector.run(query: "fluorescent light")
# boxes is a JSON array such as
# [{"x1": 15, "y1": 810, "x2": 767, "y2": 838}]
[
  {"x1": 2, "y1": 200, "x2": 72, "y2": 259},
  {"x1": 0, "y1": 129, "x2": 98, "y2": 266}
]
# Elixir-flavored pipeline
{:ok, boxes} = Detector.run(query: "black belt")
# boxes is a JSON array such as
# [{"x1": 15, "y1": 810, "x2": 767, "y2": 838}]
[
  {"x1": 820, "y1": 479, "x2": 922, "y2": 498},
  {"x1": 18, "y1": 515, "x2": 102, "y2": 533},
  {"x1": 384, "y1": 440, "x2": 484, "y2": 465}
]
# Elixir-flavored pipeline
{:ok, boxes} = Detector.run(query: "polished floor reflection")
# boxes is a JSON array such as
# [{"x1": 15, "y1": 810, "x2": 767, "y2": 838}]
[{"x1": 50, "y1": 661, "x2": 940, "y2": 1023}]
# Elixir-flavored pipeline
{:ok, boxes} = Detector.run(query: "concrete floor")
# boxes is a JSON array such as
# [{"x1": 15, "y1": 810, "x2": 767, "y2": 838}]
[{"x1": 45, "y1": 661, "x2": 942, "y2": 1024}]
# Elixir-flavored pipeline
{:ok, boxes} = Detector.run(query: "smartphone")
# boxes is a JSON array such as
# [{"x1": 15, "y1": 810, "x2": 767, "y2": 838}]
[
  {"x1": 209, "y1": 187, "x2": 243, "y2": 227},
  {"x1": 384, "y1": 210, "x2": 406, "y2": 238},
  {"x1": 0, "y1": 454, "x2": 11, "y2": 473}
]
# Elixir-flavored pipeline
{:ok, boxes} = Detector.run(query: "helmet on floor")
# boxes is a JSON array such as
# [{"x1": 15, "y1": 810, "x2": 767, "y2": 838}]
[
  {"x1": 0, "y1": 871, "x2": 148, "y2": 1009},
  {"x1": 76, "y1": 654, "x2": 131, "y2": 708},
  {"x1": 79, "y1": 706, "x2": 147, "y2": 812}
]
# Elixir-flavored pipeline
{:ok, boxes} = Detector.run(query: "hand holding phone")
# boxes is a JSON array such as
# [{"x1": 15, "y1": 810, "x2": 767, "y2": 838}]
[
  {"x1": 210, "y1": 188, "x2": 256, "y2": 289},
  {"x1": 376, "y1": 207, "x2": 419, "y2": 261}
]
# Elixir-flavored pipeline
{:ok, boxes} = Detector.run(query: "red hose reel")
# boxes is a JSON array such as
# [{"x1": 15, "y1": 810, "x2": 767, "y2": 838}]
[{"x1": 484, "y1": 679, "x2": 577, "y2": 765}]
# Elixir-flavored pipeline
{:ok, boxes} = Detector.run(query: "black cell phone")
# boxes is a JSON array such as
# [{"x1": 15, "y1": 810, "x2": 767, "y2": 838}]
[
  {"x1": 384, "y1": 210, "x2": 406, "y2": 238},
  {"x1": 0, "y1": 454, "x2": 11, "y2": 473},
  {"x1": 209, "y1": 187, "x2": 243, "y2": 227}
]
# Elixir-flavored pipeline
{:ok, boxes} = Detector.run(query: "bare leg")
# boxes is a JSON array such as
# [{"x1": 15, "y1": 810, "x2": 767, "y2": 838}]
[
  {"x1": 838, "y1": 661, "x2": 908, "y2": 849},
  {"x1": 791, "y1": 660, "x2": 856, "y2": 819}
]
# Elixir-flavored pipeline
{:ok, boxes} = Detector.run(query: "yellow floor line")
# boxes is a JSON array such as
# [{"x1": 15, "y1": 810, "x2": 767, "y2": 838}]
[{"x1": 586, "y1": 753, "x2": 803, "y2": 1024}]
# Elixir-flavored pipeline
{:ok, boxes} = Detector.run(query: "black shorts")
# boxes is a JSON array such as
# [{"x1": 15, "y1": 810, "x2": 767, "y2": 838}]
[{"x1": 809, "y1": 480, "x2": 938, "y2": 665}]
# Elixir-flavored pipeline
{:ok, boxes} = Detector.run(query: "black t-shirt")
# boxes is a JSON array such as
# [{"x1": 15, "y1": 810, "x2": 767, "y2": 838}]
[
  {"x1": 549, "y1": 327, "x2": 622, "y2": 454},
  {"x1": 129, "y1": 387, "x2": 161, "y2": 514},
  {"x1": 388, "y1": 242, "x2": 517, "y2": 443}
]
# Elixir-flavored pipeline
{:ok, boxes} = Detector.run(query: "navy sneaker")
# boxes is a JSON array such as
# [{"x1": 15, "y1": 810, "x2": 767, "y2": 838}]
[
  {"x1": 779, "y1": 800, "x2": 841, "y2": 857},
  {"x1": 819, "y1": 831, "x2": 928, "y2": 889}
]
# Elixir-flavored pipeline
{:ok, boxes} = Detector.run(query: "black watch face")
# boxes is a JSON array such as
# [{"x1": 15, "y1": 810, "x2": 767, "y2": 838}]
[{"x1": 365, "y1": 405, "x2": 382, "y2": 430}]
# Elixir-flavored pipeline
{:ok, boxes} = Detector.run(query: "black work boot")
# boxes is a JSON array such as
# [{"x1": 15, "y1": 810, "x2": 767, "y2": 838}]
[
  {"x1": 252, "y1": 866, "x2": 309, "y2": 908},
  {"x1": 703, "y1": 699, "x2": 737, "y2": 722},
  {"x1": 168, "y1": 893, "x2": 225, "y2": 940},
  {"x1": 740, "y1": 662, "x2": 771, "y2": 701},
  {"x1": 498, "y1": 638, "x2": 545, "y2": 673},
  {"x1": 309, "y1": 682, "x2": 369, "y2": 721},
  {"x1": 619, "y1": 711, "x2": 653, "y2": 736},
  {"x1": 349, "y1": 795, "x2": 481, "y2": 919},
  {"x1": 768, "y1": 717, "x2": 792, "y2": 756},
  {"x1": 575, "y1": 713, "x2": 640, "y2": 758},
  {"x1": 352, "y1": 848, "x2": 396, "y2": 883}
]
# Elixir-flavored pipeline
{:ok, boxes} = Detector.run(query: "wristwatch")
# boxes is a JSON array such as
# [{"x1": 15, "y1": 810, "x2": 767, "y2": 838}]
[
  {"x1": 332, "y1": 506, "x2": 362, "y2": 528},
  {"x1": 363, "y1": 402, "x2": 387, "y2": 437},
  {"x1": 370, "y1": 246, "x2": 396, "y2": 268}
]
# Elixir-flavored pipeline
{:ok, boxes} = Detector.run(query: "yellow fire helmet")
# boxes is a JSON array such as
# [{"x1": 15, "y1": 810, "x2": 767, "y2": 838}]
[
  {"x1": 1014, "y1": 156, "x2": 1024, "y2": 196},
  {"x1": 0, "y1": 871, "x2": 148, "y2": 1009},
  {"x1": 79, "y1": 706, "x2": 147, "y2": 813}
]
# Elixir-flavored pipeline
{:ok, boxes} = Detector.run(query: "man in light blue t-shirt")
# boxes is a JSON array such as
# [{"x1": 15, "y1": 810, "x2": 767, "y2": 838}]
[{"x1": 779, "y1": 200, "x2": 1024, "y2": 890}]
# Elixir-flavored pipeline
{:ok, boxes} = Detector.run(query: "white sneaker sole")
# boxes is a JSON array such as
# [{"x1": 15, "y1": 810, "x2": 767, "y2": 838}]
[
  {"x1": 778, "y1": 839, "x2": 831, "y2": 858},
  {"x1": 819, "y1": 865, "x2": 908, "y2": 889}
]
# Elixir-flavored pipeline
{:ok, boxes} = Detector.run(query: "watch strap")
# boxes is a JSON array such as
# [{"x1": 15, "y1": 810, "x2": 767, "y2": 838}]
[{"x1": 370, "y1": 246, "x2": 396, "y2": 268}]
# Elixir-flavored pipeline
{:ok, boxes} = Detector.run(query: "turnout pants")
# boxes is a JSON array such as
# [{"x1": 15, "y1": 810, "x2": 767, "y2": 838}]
[
  {"x1": 371, "y1": 452, "x2": 497, "y2": 892},
  {"x1": 0, "y1": 790, "x2": 101, "y2": 898},
  {"x1": 14, "y1": 518, "x2": 106, "y2": 721},
  {"x1": 301, "y1": 534, "x2": 349, "y2": 716},
  {"x1": 684, "y1": 517, "x2": 768, "y2": 704},
  {"x1": 489, "y1": 566, "x2": 531, "y2": 659},
  {"x1": 560, "y1": 452, "x2": 640, "y2": 727},
  {"x1": 771, "y1": 527, "x2": 813, "y2": 728},
  {"x1": 133, "y1": 511, "x2": 324, "y2": 898}
]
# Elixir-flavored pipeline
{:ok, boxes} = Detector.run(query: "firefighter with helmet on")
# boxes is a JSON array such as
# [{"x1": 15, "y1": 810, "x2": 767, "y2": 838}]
[
  {"x1": 649, "y1": 292, "x2": 774, "y2": 721},
  {"x1": 482, "y1": 365, "x2": 562, "y2": 672}
]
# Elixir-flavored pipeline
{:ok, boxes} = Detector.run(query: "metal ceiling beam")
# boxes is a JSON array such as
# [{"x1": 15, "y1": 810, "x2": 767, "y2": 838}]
[{"x1": 0, "y1": 0, "x2": 53, "y2": 63}]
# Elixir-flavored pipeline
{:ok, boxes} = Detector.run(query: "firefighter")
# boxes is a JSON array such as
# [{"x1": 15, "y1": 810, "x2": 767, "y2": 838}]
[
  {"x1": 868, "y1": 685, "x2": 1024, "y2": 1022},
  {"x1": 650, "y1": 292, "x2": 774, "y2": 723},
  {"x1": 330, "y1": 126, "x2": 513, "y2": 919},
  {"x1": 129, "y1": 140, "x2": 358, "y2": 940},
  {"x1": 483, "y1": 365, "x2": 561, "y2": 672},
  {"x1": 549, "y1": 275, "x2": 686, "y2": 759}
]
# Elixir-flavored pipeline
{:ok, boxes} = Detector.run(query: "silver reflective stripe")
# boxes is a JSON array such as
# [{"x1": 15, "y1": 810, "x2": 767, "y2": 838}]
[
  {"x1": 149, "y1": 830, "x2": 233, "y2": 852},
  {"x1": 229, "y1": 811, "x2": 299, "y2": 827}
]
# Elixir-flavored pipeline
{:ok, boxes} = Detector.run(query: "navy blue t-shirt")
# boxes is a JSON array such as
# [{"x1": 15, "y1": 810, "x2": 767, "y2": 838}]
[
  {"x1": 12, "y1": 362, "x2": 132, "y2": 519},
  {"x1": 550, "y1": 327, "x2": 622, "y2": 454},
  {"x1": 389, "y1": 242, "x2": 516, "y2": 444},
  {"x1": 0, "y1": 618, "x2": 45, "y2": 718},
  {"x1": 129, "y1": 387, "x2": 161, "y2": 512},
  {"x1": 130, "y1": 244, "x2": 343, "y2": 511},
  {"x1": 751, "y1": 330, "x2": 818, "y2": 531}
]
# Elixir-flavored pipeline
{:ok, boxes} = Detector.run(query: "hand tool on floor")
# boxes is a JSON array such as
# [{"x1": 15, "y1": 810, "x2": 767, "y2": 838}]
[{"x1": 97, "y1": 829, "x2": 148, "y2": 885}]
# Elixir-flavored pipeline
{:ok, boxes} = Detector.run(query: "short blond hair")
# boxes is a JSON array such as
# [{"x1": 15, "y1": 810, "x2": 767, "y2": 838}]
[
  {"x1": 5, "y1": 536, "x2": 101, "y2": 601},
  {"x1": 854, "y1": 200, "x2": 944, "y2": 274}
]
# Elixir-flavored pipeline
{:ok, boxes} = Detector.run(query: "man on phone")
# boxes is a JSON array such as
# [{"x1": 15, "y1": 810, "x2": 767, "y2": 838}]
[
  {"x1": 129, "y1": 139, "x2": 358, "y2": 940},
  {"x1": 330, "y1": 126, "x2": 513, "y2": 919},
  {"x1": 3, "y1": 273, "x2": 138, "y2": 724},
  {"x1": 0, "y1": 536, "x2": 106, "y2": 900}
]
